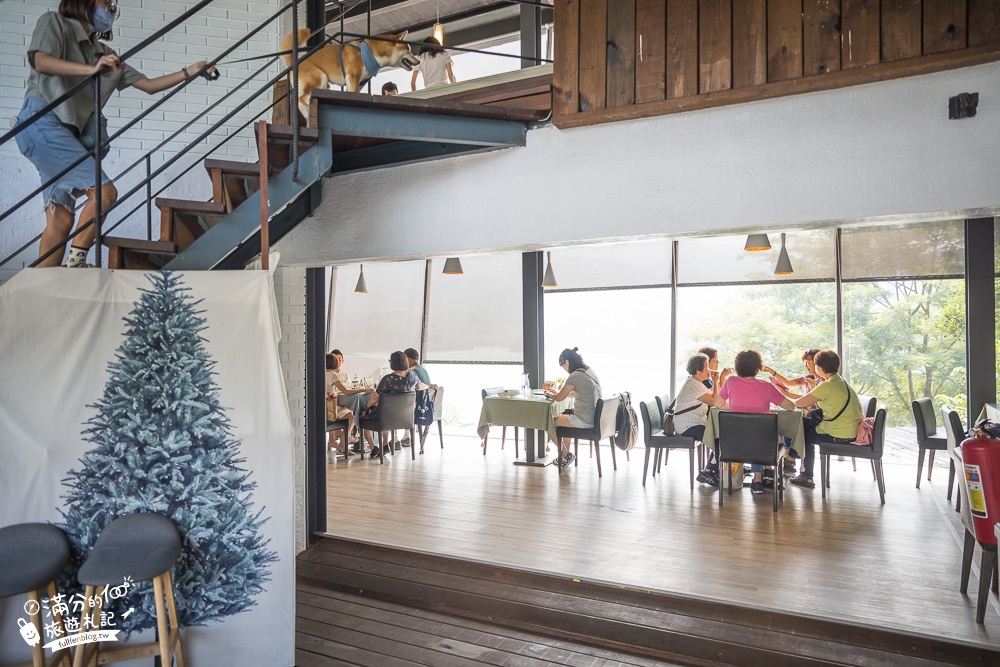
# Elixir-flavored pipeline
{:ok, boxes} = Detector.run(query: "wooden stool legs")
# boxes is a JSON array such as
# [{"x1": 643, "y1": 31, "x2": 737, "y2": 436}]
[
  {"x1": 72, "y1": 572, "x2": 184, "y2": 667},
  {"x1": 21, "y1": 583, "x2": 71, "y2": 667}
]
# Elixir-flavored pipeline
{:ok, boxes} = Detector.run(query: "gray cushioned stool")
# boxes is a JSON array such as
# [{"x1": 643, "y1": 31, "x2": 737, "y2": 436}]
[
  {"x1": 0, "y1": 523, "x2": 72, "y2": 667},
  {"x1": 72, "y1": 514, "x2": 184, "y2": 667}
]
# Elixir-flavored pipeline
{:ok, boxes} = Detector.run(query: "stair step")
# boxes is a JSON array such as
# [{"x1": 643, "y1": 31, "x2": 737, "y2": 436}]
[
  {"x1": 263, "y1": 125, "x2": 320, "y2": 174},
  {"x1": 203, "y1": 159, "x2": 261, "y2": 213},
  {"x1": 156, "y1": 199, "x2": 227, "y2": 252},
  {"x1": 265, "y1": 125, "x2": 319, "y2": 143},
  {"x1": 103, "y1": 237, "x2": 177, "y2": 270}
]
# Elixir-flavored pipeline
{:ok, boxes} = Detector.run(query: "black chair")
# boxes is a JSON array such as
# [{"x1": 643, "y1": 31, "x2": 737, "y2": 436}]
[
  {"x1": 639, "y1": 400, "x2": 699, "y2": 488},
  {"x1": 819, "y1": 408, "x2": 887, "y2": 505},
  {"x1": 941, "y1": 407, "x2": 965, "y2": 512},
  {"x1": 74, "y1": 513, "x2": 185, "y2": 667},
  {"x1": 912, "y1": 397, "x2": 946, "y2": 488},
  {"x1": 360, "y1": 392, "x2": 417, "y2": 464},
  {"x1": 717, "y1": 411, "x2": 783, "y2": 512},
  {"x1": 418, "y1": 386, "x2": 445, "y2": 453},
  {"x1": 481, "y1": 387, "x2": 518, "y2": 457},
  {"x1": 326, "y1": 417, "x2": 350, "y2": 459},
  {"x1": 0, "y1": 523, "x2": 72, "y2": 667},
  {"x1": 556, "y1": 395, "x2": 621, "y2": 478},
  {"x1": 655, "y1": 393, "x2": 705, "y2": 470}
]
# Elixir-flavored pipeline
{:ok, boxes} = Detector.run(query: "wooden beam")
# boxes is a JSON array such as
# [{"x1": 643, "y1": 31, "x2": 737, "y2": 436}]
[
  {"x1": 841, "y1": 0, "x2": 880, "y2": 69},
  {"x1": 699, "y1": 0, "x2": 733, "y2": 93},
  {"x1": 968, "y1": 0, "x2": 1000, "y2": 47},
  {"x1": 768, "y1": 0, "x2": 804, "y2": 82},
  {"x1": 552, "y1": 0, "x2": 580, "y2": 115},
  {"x1": 666, "y1": 0, "x2": 698, "y2": 98},
  {"x1": 578, "y1": 0, "x2": 607, "y2": 111},
  {"x1": 881, "y1": 0, "x2": 922, "y2": 62},
  {"x1": 635, "y1": 0, "x2": 666, "y2": 103},
  {"x1": 923, "y1": 0, "x2": 967, "y2": 55},
  {"x1": 606, "y1": 0, "x2": 636, "y2": 108},
  {"x1": 553, "y1": 42, "x2": 1000, "y2": 129},
  {"x1": 733, "y1": 0, "x2": 767, "y2": 88},
  {"x1": 804, "y1": 0, "x2": 843, "y2": 76}
]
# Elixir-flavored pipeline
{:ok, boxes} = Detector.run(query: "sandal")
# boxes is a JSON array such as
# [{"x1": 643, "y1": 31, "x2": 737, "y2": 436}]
[{"x1": 789, "y1": 474, "x2": 815, "y2": 489}]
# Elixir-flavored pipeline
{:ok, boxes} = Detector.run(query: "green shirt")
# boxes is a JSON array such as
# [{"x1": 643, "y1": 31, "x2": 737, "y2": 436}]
[
  {"x1": 811, "y1": 374, "x2": 863, "y2": 439},
  {"x1": 26, "y1": 12, "x2": 146, "y2": 132},
  {"x1": 412, "y1": 364, "x2": 431, "y2": 385}
]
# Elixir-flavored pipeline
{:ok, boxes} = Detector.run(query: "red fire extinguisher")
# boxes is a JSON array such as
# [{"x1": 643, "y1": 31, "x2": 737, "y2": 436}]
[{"x1": 961, "y1": 423, "x2": 1000, "y2": 546}]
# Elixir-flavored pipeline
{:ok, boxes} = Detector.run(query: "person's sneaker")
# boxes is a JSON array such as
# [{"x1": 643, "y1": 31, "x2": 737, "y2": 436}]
[
  {"x1": 782, "y1": 459, "x2": 797, "y2": 477},
  {"x1": 559, "y1": 452, "x2": 575, "y2": 469},
  {"x1": 696, "y1": 471, "x2": 720, "y2": 487},
  {"x1": 400, "y1": 436, "x2": 411, "y2": 448},
  {"x1": 350, "y1": 444, "x2": 363, "y2": 454},
  {"x1": 369, "y1": 446, "x2": 381, "y2": 458},
  {"x1": 750, "y1": 481, "x2": 764, "y2": 495},
  {"x1": 789, "y1": 474, "x2": 815, "y2": 489}
]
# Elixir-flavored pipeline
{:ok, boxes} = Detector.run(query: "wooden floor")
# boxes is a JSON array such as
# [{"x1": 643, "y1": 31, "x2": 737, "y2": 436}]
[{"x1": 319, "y1": 434, "x2": 1000, "y2": 652}]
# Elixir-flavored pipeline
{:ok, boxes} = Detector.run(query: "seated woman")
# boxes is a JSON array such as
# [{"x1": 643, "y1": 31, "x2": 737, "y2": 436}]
[
  {"x1": 719, "y1": 350, "x2": 794, "y2": 495},
  {"x1": 762, "y1": 347, "x2": 822, "y2": 474},
  {"x1": 544, "y1": 347, "x2": 601, "y2": 470},
  {"x1": 325, "y1": 353, "x2": 367, "y2": 455},
  {"x1": 674, "y1": 353, "x2": 729, "y2": 487},
  {"x1": 361, "y1": 350, "x2": 429, "y2": 457},
  {"x1": 788, "y1": 350, "x2": 864, "y2": 489}
]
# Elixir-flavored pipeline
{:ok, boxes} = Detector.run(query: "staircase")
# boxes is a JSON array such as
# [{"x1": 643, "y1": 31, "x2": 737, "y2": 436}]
[{"x1": 101, "y1": 91, "x2": 547, "y2": 272}]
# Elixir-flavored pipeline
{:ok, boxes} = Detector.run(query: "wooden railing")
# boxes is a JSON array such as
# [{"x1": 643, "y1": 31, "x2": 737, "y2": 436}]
[{"x1": 553, "y1": 0, "x2": 1000, "y2": 129}]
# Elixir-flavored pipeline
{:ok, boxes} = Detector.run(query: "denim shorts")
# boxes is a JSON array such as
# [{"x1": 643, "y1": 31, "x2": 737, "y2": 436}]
[
  {"x1": 566, "y1": 413, "x2": 593, "y2": 429},
  {"x1": 13, "y1": 97, "x2": 110, "y2": 212}
]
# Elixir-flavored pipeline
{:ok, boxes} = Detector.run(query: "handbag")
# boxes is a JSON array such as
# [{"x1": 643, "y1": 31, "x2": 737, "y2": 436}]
[
  {"x1": 663, "y1": 399, "x2": 700, "y2": 436},
  {"x1": 414, "y1": 388, "x2": 435, "y2": 427}
]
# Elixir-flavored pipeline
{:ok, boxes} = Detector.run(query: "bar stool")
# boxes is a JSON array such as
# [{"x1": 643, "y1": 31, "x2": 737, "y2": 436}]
[
  {"x1": 72, "y1": 514, "x2": 185, "y2": 667},
  {"x1": 0, "y1": 523, "x2": 72, "y2": 667}
]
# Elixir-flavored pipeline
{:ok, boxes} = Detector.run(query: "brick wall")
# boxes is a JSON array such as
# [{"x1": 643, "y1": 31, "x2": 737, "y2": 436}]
[
  {"x1": 0, "y1": 0, "x2": 282, "y2": 275},
  {"x1": 272, "y1": 265, "x2": 308, "y2": 553}
]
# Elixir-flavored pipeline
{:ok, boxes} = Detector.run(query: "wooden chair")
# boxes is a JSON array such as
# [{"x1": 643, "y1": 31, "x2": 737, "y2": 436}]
[
  {"x1": 941, "y1": 407, "x2": 965, "y2": 513},
  {"x1": 717, "y1": 411, "x2": 783, "y2": 512},
  {"x1": 0, "y1": 524, "x2": 72, "y2": 667},
  {"x1": 819, "y1": 408, "x2": 887, "y2": 505},
  {"x1": 359, "y1": 392, "x2": 417, "y2": 464},
  {"x1": 418, "y1": 386, "x2": 444, "y2": 453},
  {"x1": 73, "y1": 514, "x2": 184, "y2": 667},
  {"x1": 556, "y1": 395, "x2": 621, "y2": 478},
  {"x1": 912, "y1": 397, "x2": 947, "y2": 488},
  {"x1": 639, "y1": 400, "x2": 700, "y2": 488},
  {"x1": 481, "y1": 387, "x2": 518, "y2": 457}
]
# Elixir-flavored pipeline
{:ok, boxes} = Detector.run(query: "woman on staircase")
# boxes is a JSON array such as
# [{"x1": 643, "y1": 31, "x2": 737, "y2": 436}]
[{"x1": 15, "y1": 0, "x2": 216, "y2": 268}]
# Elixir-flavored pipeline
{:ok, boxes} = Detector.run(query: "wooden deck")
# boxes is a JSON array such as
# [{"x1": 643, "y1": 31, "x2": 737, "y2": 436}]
[{"x1": 316, "y1": 433, "x2": 1000, "y2": 656}]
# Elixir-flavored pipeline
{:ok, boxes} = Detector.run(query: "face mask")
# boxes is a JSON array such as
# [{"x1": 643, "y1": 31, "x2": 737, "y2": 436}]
[{"x1": 90, "y1": 6, "x2": 115, "y2": 33}]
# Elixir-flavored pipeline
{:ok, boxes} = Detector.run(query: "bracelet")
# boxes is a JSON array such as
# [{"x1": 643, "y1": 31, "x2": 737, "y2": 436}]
[{"x1": 182, "y1": 67, "x2": 190, "y2": 81}]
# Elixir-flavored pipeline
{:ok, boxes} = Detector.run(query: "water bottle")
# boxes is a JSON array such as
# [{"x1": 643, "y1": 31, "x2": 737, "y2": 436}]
[{"x1": 521, "y1": 373, "x2": 530, "y2": 397}]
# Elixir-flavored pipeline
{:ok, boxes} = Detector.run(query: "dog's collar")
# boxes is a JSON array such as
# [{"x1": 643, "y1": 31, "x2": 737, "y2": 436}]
[{"x1": 338, "y1": 40, "x2": 381, "y2": 84}]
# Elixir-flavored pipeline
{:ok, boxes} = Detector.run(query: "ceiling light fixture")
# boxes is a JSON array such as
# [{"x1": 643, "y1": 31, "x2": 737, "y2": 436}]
[
  {"x1": 744, "y1": 233, "x2": 771, "y2": 251},
  {"x1": 442, "y1": 257, "x2": 463, "y2": 274},
  {"x1": 433, "y1": 2, "x2": 444, "y2": 44},
  {"x1": 773, "y1": 233, "x2": 794, "y2": 275},
  {"x1": 541, "y1": 251, "x2": 557, "y2": 288},
  {"x1": 354, "y1": 264, "x2": 368, "y2": 294}
]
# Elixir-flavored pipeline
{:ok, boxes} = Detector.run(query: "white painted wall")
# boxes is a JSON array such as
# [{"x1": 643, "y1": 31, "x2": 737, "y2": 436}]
[
  {"x1": 0, "y1": 0, "x2": 281, "y2": 278},
  {"x1": 277, "y1": 60, "x2": 1000, "y2": 266}
]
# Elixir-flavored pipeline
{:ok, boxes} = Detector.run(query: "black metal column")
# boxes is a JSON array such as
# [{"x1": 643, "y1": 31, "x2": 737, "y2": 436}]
[
  {"x1": 521, "y1": 252, "x2": 546, "y2": 461},
  {"x1": 965, "y1": 218, "x2": 997, "y2": 426},
  {"x1": 520, "y1": 2, "x2": 542, "y2": 68},
  {"x1": 305, "y1": 267, "x2": 327, "y2": 542},
  {"x1": 306, "y1": 0, "x2": 325, "y2": 47}
]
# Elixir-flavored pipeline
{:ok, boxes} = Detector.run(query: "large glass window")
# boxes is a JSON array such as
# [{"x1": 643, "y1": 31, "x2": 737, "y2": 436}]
[
  {"x1": 329, "y1": 261, "x2": 425, "y2": 380},
  {"x1": 425, "y1": 254, "x2": 522, "y2": 362},
  {"x1": 842, "y1": 220, "x2": 965, "y2": 280},
  {"x1": 679, "y1": 230, "x2": 836, "y2": 284},
  {"x1": 544, "y1": 288, "x2": 671, "y2": 405},
  {"x1": 546, "y1": 240, "x2": 672, "y2": 290},
  {"x1": 423, "y1": 363, "x2": 523, "y2": 433}
]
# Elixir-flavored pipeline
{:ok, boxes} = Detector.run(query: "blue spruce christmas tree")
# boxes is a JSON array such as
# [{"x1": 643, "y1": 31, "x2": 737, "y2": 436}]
[{"x1": 59, "y1": 271, "x2": 277, "y2": 633}]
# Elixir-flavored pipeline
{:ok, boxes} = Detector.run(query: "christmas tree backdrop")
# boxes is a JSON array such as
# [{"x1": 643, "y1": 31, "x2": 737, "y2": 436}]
[{"x1": 59, "y1": 271, "x2": 277, "y2": 634}]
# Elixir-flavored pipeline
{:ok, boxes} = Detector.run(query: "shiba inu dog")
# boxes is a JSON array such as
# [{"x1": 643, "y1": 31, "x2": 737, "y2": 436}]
[{"x1": 280, "y1": 28, "x2": 419, "y2": 121}]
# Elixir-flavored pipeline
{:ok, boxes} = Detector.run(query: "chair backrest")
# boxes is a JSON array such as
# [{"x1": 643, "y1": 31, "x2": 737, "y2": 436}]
[
  {"x1": 639, "y1": 400, "x2": 659, "y2": 443},
  {"x1": 941, "y1": 407, "x2": 965, "y2": 455},
  {"x1": 378, "y1": 392, "x2": 416, "y2": 430},
  {"x1": 595, "y1": 395, "x2": 621, "y2": 440},
  {"x1": 655, "y1": 393, "x2": 672, "y2": 416},
  {"x1": 717, "y1": 411, "x2": 779, "y2": 466},
  {"x1": 871, "y1": 408, "x2": 887, "y2": 458},
  {"x1": 482, "y1": 386, "x2": 504, "y2": 399},
  {"x1": 857, "y1": 394, "x2": 877, "y2": 418},
  {"x1": 912, "y1": 397, "x2": 937, "y2": 441},
  {"x1": 432, "y1": 385, "x2": 444, "y2": 421}
]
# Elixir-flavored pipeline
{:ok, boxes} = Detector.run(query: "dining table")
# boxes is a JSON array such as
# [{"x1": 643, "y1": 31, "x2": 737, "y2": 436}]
[
  {"x1": 702, "y1": 407, "x2": 807, "y2": 488},
  {"x1": 477, "y1": 392, "x2": 574, "y2": 466},
  {"x1": 337, "y1": 390, "x2": 374, "y2": 421}
]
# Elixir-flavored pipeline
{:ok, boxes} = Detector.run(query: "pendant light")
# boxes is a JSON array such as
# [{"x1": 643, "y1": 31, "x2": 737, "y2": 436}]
[
  {"x1": 442, "y1": 257, "x2": 463, "y2": 274},
  {"x1": 433, "y1": 2, "x2": 444, "y2": 44},
  {"x1": 354, "y1": 264, "x2": 368, "y2": 294},
  {"x1": 744, "y1": 233, "x2": 771, "y2": 251},
  {"x1": 773, "y1": 233, "x2": 794, "y2": 275},
  {"x1": 541, "y1": 251, "x2": 557, "y2": 288}
]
